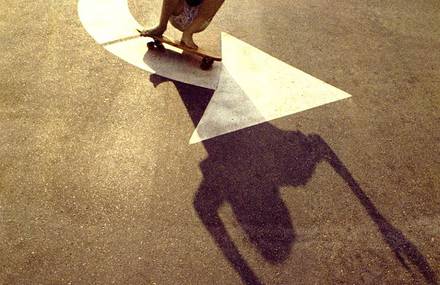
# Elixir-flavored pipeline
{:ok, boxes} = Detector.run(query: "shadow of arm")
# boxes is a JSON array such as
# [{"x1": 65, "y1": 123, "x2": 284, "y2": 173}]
[{"x1": 308, "y1": 134, "x2": 437, "y2": 285}]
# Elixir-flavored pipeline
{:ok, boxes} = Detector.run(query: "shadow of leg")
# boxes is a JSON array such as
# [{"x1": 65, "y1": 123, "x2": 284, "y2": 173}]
[{"x1": 194, "y1": 181, "x2": 263, "y2": 285}]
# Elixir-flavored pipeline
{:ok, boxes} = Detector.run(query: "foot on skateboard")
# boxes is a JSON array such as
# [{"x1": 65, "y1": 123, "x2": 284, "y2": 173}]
[{"x1": 137, "y1": 29, "x2": 221, "y2": 70}]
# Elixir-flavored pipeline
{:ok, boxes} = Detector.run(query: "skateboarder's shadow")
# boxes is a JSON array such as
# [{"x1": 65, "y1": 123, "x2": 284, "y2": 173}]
[{"x1": 149, "y1": 74, "x2": 437, "y2": 285}]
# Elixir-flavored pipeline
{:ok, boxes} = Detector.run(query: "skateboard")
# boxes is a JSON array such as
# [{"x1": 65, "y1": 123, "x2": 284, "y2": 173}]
[{"x1": 137, "y1": 29, "x2": 221, "y2": 70}]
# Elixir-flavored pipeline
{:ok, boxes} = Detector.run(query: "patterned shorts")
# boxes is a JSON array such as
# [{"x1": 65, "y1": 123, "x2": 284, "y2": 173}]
[{"x1": 170, "y1": 1, "x2": 211, "y2": 32}]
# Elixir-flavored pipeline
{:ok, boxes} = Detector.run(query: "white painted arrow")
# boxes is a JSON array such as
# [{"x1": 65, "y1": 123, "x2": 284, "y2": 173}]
[{"x1": 78, "y1": 0, "x2": 351, "y2": 144}]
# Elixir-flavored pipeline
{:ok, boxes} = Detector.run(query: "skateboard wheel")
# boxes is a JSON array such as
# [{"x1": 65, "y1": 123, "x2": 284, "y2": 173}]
[
  {"x1": 147, "y1": 41, "x2": 156, "y2": 49},
  {"x1": 201, "y1": 57, "x2": 214, "y2": 70},
  {"x1": 154, "y1": 40, "x2": 165, "y2": 51},
  {"x1": 156, "y1": 43, "x2": 166, "y2": 52}
]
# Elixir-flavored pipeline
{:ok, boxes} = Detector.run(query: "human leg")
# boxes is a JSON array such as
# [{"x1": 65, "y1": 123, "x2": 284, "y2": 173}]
[
  {"x1": 140, "y1": 0, "x2": 184, "y2": 36},
  {"x1": 181, "y1": 0, "x2": 224, "y2": 49}
]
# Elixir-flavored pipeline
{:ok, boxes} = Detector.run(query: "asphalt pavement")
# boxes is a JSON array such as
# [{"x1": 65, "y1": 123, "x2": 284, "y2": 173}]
[{"x1": 1, "y1": 0, "x2": 439, "y2": 284}]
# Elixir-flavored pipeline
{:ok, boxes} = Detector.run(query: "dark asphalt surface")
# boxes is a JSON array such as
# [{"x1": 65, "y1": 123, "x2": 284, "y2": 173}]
[{"x1": 1, "y1": 0, "x2": 439, "y2": 284}]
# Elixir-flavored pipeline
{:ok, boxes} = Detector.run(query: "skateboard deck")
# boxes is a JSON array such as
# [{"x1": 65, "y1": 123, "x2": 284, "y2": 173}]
[{"x1": 137, "y1": 29, "x2": 221, "y2": 70}]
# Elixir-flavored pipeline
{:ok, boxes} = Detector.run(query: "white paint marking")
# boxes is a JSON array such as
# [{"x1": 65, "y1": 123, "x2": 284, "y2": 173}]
[
  {"x1": 78, "y1": 0, "x2": 142, "y2": 44},
  {"x1": 78, "y1": 0, "x2": 352, "y2": 144}
]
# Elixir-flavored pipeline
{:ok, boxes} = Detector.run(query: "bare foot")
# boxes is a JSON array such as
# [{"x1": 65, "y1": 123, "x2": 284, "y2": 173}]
[
  {"x1": 181, "y1": 32, "x2": 198, "y2": 49},
  {"x1": 139, "y1": 26, "x2": 166, "y2": 37}
]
